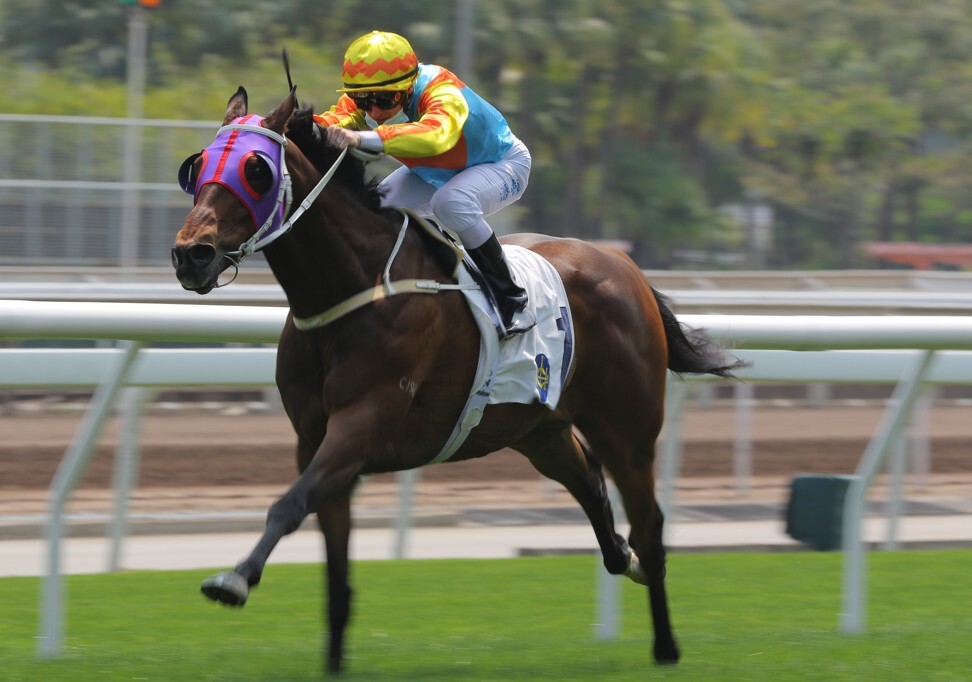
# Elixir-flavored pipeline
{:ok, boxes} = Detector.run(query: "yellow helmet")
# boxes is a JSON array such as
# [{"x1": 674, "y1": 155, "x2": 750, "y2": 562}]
[{"x1": 339, "y1": 31, "x2": 419, "y2": 92}]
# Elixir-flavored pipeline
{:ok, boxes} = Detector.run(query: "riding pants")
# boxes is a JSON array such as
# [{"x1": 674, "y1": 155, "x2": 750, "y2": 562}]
[{"x1": 378, "y1": 137, "x2": 531, "y2": 249}]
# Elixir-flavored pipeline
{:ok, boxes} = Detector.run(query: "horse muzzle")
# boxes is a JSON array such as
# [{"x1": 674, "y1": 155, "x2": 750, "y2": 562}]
[{"x1": 171, "y1": 242, "x2": 220, "y2": 294}]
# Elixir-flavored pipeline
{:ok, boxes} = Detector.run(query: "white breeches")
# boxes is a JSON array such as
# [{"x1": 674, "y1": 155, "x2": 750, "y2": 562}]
[{"x1": 378, "y1": 137, "x2": 531, "y2": 249}]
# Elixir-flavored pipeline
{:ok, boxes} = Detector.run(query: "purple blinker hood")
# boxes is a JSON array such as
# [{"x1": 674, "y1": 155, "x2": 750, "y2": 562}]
[{"x1": 179, "y1": 114, "x2": 285, "y2": 237}]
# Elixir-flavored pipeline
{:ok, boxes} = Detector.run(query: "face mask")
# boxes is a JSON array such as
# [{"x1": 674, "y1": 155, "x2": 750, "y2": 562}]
[{"x1": 364, "y1": 109, "x2": 410, "y2": 130}]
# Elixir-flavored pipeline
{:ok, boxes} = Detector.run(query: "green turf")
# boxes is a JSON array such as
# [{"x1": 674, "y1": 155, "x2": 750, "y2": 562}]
[{"x1": 1, "y1": 551, "x2": 970, "y2": 680}]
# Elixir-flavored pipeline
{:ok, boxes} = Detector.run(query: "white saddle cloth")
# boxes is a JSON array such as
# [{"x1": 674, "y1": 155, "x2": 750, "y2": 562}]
[{"x1": 429, "y1": 244, "x2": 575, "y2": 464}]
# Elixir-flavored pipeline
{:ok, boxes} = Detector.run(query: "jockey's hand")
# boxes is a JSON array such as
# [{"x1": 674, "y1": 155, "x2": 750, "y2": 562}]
[{"x1": 325, "y1": 126, "x2": 361, "y2": 150}]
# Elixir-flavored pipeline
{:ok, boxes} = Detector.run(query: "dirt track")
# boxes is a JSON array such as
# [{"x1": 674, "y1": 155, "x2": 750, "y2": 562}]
[{"x1": 2, "y1": 402, "x2": 971, "y2": 492}]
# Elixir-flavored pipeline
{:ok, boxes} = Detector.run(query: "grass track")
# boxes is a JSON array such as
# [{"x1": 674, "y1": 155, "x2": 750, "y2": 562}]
[{"x1": 1, "y1": 551, "x2": 970, "y2": 680}]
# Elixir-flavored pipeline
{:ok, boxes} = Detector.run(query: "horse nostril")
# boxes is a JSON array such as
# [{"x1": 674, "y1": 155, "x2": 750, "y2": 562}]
[
  {"x1": 170, "y1": 246, "x2": 184, "y2": 269},
  {"x1": 187, "y1": 243, "x2": 217, "y2": 268}
]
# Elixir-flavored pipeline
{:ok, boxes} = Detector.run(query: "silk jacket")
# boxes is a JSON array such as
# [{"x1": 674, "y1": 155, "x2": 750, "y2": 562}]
[{"x1": 314, "y1": 64, "x2": 515, "y2": 187}]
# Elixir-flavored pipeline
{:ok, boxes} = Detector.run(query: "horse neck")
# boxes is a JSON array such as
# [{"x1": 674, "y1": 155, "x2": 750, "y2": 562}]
[{"x1": 263, "y1": 185, "x2": 401, "y2": 321}]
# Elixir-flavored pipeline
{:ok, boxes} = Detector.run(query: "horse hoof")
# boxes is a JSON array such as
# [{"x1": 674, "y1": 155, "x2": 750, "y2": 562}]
[
  {"x1": 624, "y1": 548, "x2": 648, "y2": 585},
  {"x1": 201, "y1": 571, "x2": 249, "y2": 607},
  {"x1": 654, "y1": 638, "x2": 681, "y2": 664}
]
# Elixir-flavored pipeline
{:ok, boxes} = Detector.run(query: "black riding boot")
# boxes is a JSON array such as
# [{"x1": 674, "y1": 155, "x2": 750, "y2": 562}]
[{"x1": 468, "y1": 234, "x2": 537, "y2": 339}]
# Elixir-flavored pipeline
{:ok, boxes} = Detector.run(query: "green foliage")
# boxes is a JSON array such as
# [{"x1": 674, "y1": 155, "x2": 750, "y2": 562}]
[
  {"x1": 605, "y1": 140, "x2": 714, "y2": 266},
  {"x1": 741, "y1": 0, "x2": 972, "y2": 266},
  {"x1": 0, "y1": 61, "x2": 126, "y2": 115},
  {"x1": 3, "y1": 0, "x2": 972, "y2": 267},
  {"x1": 0, "y1": 0, "x2": 129, "y2": 76}
]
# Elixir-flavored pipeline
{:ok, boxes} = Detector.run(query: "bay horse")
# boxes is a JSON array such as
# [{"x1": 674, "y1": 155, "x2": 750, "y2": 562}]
[{"x1": 171, "y1": 85, "x2": 742, "y2": 674}]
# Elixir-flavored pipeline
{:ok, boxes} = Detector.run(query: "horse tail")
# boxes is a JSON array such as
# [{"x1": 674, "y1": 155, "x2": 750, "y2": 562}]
[{"x1": 652, "y1": 287, "x2": 747, "y2": 379}]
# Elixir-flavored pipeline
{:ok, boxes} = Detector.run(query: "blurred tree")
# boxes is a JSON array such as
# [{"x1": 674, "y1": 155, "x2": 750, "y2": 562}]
[
  {"x1": 739, "y1": 0, "x2": 972, "y2": 267},
  {"x1": 476, "y1": 0, "x2": 756, "y2": 264},
  {"x1": 4, "y1": 0, "x2": 972, "y2": 268},
  {"x1": 0, "y1": 0, "x2": 129, "y2": 77},
  {"x1": 594, "y1": 0, "x2": 759, "y2": 264}
]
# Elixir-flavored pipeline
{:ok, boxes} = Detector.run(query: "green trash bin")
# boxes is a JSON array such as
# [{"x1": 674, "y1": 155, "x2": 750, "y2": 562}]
[{"x1": 785, "y1": 475, "x2": 855, "y2": 551}]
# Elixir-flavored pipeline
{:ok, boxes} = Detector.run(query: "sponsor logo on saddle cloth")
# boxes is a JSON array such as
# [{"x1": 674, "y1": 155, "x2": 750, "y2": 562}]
[{"x1": 429, "y1": 244, "x2": 575, "y2": 464}]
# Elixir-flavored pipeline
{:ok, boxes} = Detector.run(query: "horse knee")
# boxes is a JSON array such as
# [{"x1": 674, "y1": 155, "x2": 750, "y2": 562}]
[
  {"x1": 628, "y1": 526, "x2": 668, "y2": 579},
  {"x1": 653, "y1": 506, "x2": 667, "y2": 533}
]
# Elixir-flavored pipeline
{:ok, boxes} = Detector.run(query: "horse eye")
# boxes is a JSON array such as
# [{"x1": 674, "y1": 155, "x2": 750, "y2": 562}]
[{"x1": 246, "y1": 156, "x2": 274, "y2": 195}]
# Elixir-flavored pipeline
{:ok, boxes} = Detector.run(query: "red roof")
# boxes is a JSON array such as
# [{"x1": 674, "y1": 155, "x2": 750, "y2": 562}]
[{"x1": 862, "y1": 242, "x2": 972, "y2": 270}]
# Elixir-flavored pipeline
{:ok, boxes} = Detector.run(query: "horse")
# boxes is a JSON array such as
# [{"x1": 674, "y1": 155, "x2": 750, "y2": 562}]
[{"x1": 170, "y1": 85, "x2": 743, "y2": 675}]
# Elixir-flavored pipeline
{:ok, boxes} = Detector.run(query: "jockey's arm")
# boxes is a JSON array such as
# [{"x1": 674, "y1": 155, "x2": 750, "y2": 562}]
[
  {"x1": 314, "y1": 97, "x2": 370, "y2": 151},
  {"x1": 313, "y1": 81, "x2": 470, "y2": 158},
  {"x1": 374, "y1": 81, "x2": 468, "y2": 159},
  {"x1": 313, "y1": 96, "x2": 367, "y2": 130}
]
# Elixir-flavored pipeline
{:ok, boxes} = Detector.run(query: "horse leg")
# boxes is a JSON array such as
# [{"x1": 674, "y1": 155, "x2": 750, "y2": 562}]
[
  {"x1": 316, "y1": 492, "x2": 353, "y2": 675},
  {"x1": 200, "y1": 474, "x2": 317, "y2": 605},
  {"x1": 516, "y1": 424, "x2": 629, "y2": 576},
  {"x1": 201, "y1": 416, "x2": 358, "y2": 674},
  {"x1": 613, "y1": 465, "x2": 680, "y2": 664},
  {"x1": 201, "y1": 445, "x2": 360, "y2": 609}
]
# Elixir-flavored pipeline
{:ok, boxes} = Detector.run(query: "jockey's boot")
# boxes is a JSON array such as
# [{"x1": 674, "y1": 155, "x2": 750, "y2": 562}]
[{"x1": 468, "y1": 234, "x2": 537, "y2": 339}]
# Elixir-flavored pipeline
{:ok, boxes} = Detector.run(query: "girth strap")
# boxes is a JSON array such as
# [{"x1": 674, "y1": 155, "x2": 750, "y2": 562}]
[{"x1": 292, "y1": 278, "x2": 473, "y2": 330}]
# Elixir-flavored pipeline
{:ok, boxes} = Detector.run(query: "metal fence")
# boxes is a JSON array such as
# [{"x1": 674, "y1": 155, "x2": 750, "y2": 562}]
[
  {"x1": 0, "y1": 113, "x2": 217, "y2": 267},
  {"x1": 9, "y1": 301, "x2": 972, "y2": 653}
]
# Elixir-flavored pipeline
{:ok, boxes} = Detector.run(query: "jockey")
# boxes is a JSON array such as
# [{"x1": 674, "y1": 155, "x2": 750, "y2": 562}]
[{"x1": 313, "y1": 30, "x2": 536, "y2": 339}]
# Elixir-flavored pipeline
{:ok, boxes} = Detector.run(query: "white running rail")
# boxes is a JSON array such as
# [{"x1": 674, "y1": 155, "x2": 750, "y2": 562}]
[{"x1": 4, "y1": 299, "x2": 972, "y2": 654}]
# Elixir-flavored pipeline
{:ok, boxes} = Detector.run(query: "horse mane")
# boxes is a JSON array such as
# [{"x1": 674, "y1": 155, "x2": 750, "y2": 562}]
[
  {"x1": 286, "y1": 105, "x2": 394, "y2": 217},
  {"x1": 283, "y1": 105, "x2": 461, "y2": 274}
]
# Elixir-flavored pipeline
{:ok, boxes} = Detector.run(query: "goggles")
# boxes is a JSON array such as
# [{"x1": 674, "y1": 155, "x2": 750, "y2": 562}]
[{"x1": 348, "y1": 91, "x2": 403, "y2": 110}]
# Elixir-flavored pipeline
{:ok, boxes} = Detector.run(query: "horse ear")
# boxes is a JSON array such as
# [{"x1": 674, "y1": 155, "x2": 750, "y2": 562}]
[
  {"x1": 223, "y1": 86, "x2": 248, "y2": 125},
  {"x1": 263, "y1": 87, "x2": 297, "y2": 135}
]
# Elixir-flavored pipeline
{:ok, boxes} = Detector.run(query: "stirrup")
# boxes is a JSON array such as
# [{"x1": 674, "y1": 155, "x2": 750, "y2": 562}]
[{"x1": 501, "y1": 307, "x2": 537, "y2": 340}]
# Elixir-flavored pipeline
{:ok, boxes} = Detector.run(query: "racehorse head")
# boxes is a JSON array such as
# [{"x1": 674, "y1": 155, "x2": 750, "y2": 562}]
[{"x1": 171, "y1": 86, "x2": 297, "y2": 294}]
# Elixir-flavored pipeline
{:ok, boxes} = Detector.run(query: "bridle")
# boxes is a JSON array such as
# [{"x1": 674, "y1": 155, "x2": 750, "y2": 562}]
[
  {"x1": 221, "y1": 123, "x2": 349, "y2": 264},
  {"x1": 180, "y1": 117, "x2": 349, "y2": 286},
  {"x1": 183, "y1": 117, "x2": 475, "y2": 329}
]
